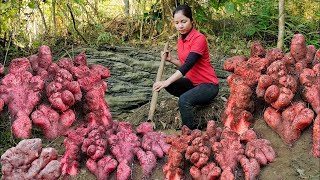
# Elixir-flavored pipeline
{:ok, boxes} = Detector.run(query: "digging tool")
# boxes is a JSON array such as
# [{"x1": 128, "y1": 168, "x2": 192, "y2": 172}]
[{"x1": 147, "y1": 42, "x2": 169, "y2": 121}]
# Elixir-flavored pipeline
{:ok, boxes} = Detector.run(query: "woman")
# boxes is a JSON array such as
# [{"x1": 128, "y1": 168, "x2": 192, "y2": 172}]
[{"x1": 153, "y1": 4, "x2": 219, "y2": 129}]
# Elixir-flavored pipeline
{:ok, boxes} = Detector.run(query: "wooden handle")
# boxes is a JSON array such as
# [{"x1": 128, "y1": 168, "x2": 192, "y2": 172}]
[{"x1": 148, "y1": 42, "x2": 169, "y2": 121}]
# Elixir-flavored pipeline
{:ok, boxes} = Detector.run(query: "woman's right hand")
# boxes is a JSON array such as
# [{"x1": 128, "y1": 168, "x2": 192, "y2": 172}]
[
  {"x1": 153, "y1": 80, "x2": 170, "y2": 92},
  {"x1": 161, "y1": 50, "x2": 173, "y2": 63}
]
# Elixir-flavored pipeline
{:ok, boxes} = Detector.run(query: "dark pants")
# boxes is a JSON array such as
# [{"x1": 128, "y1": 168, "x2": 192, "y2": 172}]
[{"x1": 165, "y1": 78, "x2": 219, "y2": 129}]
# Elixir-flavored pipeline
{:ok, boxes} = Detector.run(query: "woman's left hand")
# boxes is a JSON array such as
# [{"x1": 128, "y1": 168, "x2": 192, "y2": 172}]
[{"x1": 153, "y1": 80, "x2": 170, "y2": 92}]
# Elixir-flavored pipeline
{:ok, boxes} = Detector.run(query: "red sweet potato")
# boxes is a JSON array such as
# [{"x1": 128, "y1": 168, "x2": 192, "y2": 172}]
[
  {"x1": 163, "y1": 148, "x2": 184, "y2": 180},
  {"x1": 107, "y1": 123, "x2": 140, "y2": 164},
  {"x1": 212, "y1": 130, "x2": 244, "y2": 171},
  {"x1": 300, "y1": 66, "x2": 320, "y2": 114},
  {"x1": 136, "y1": 122, "x2": 154, "y2": 135},
  {"x1": 74, "y1": 52, "x2": 87, "y2": 66},
  {"x1": 185, "y1": 137, "x2": 211, "y2": 168},
  {"x1": 8, "y1": 58, "x2": 32, "y2": 74},
  {"x1": 86, "y1": 155, "x2": 118, "y2": 180},
  {"x1": 60, "y1": 125, "x2": 90, "y2": 176},
  {"x1": 223, "y1": 74, "x2": 254, "y2": 134},
  {"x1": 240, "y1": 129, "x2": 258, "y2": 143},
  {"x1": 136, "y1": 149, "x2": 157, "y2": 178},
  {"x1": 265, "y1": 48, "x2": 284, "y2": 64},
  {"x1": 1, "y1": 138, "x2": 60, "y2": 180},
  {"x1": 270, "y1": 87, "x2": 294, "y2": 110},
  {"x1": 81, "y1": 126, "x2": 107, "y2": 160},
  {"x1": 245, "y1": 139, "x2": 276, "y2": 166},
  {"x1": 220, "y1": 167, "x2": 235, "y2": 180},
  {"x1": 256, "y1": 75, "x2": 273, "y2": 98},
  {"x1": 190, "y1": 162, "x2": 221, "y2": 180},
  {"x1": 290, "y1": 34, "x2": 307, "y2": 62},
  {"x1": 250, "y1": 41, "x2": 266, "y2": 58},
  {"x1": 312, "y1": 115, "x2": 320, "y2": 158},
  {"x1": 264, "y1": 102, "x2": 314, "y2": 144},
  {"x1": 240, "y1": 157, "x2": 260, "y2": 180},
  {"x1": 0, "y1": 65, "x2": 44, "y2": 138},
  {"x1": 223, "y1": 55, "x2": 247, "y2": 72},
  {"x1": 141, "y1": 131, "x2": 170, "y2": 158}
]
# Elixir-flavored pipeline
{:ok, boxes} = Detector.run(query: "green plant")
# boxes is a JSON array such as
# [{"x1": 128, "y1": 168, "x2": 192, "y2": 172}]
[{"x1": 96, "y1": 32, "x2": 113, "y2": 45}]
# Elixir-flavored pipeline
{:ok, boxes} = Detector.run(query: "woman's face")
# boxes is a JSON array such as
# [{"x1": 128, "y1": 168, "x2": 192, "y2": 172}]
[{"x1": 173, "y1": 11, "x2": 192, "y2": 35}]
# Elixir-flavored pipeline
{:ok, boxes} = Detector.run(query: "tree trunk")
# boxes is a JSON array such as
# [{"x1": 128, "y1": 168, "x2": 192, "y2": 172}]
[
  {"x1": 139, "y1": 0, "x2": 146, "y2": 41},
  {"x1": 94, "y1": 0, "x2": 99, "y2": 13},
  {"x1": 85, "y1": 0, "x2": 99, "y2": 17},
  {"x1": 52, "y1": 0, "x2": 57, "y2": 36},
  {"x1": 66, "y1": 3, "x2": 88, "y2": 44},
  {"x1": 161, "y1": 0, "x2": 176, "y2": 35},
  {"x1": 57, "y1": 2, "x2": 72, "y2": 25},
  {"x1": 277, "y1": 0, "x2": 285, "y2": 50},
  {"x1": 80, "y1": 3, "x2": 96, "y2": 25},
  {"x1": 36, "y1": 0, "x2": 48, "y2": 33},
  {"x1": 123, "y1": 0, "x2": 130, "y2": 17}
]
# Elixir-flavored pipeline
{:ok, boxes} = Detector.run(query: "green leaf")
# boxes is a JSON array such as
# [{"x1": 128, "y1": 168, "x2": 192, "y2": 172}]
[
  {"x1": 199, "y1": 28, "x2": 208, "y2": 34},
  {"x1": 73, "y1": 0, "x2": 81, "y2": 4},
  {"x1": 28, "y1": 1, "x2": 37, "y2": 9},
  {"x1": 97, "y1": 32, "x2": 112, "y2": 44},
  {"x1": 224, "y1": 2, "x2": 236, "y2": 16},
  {"x1": 237, "y1": 0, "x2": 250, "y2": 3},
  {"x1": 95, "y1": 24, "x2": 103, "y2": 30},
  {"x1": 0, "y1": 2, "x2": 10, "y2": 11},
  {"x1": 245, "y1": 26, "x2": 257, "y2": 37}
]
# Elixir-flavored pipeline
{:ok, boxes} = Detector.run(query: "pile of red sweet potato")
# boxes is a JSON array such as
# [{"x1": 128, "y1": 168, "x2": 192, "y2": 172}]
[
  {"x1": 60, "y1": 121, "x2": 170, "y2": 180},
  {"x1": 0, "y1": 46, "x2": 171, "y2": 180},
  {"x1": 0, "y1": 45, "x2": 112, "y2": 139},
  {"x1": 223, "y1": 33, "x2": 320, "y2": 158},
  {"x1": 164, "y1": 121, "x2": 276, "y2": 180}
]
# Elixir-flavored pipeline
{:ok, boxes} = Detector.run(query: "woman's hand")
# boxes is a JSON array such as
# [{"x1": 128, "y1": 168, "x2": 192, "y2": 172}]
[
  {"x1": 153, "y1": 80, "x2": 170, "y2": 92},
  {"x1": 161, "y1": 49, "x2": 173, "y2": 63}
]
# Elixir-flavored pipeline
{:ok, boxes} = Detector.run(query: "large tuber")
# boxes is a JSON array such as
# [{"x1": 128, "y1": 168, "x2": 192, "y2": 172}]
[
  {"x1": 108, "y1": 122, "x2": 140, "y2": 180},
  {"x1": 0, "y1": 59, "x2": 44, "y2": 138},
  {"x1": 1, "y1": 138, "x2": 60, "y2": 180},
  {"x1": 245, "y1": 139, "x2": 276, "y2": 166},
  {"x1": 299, "y1": 64, "x2": 320, "y2": 114},
  {"x1": 212, "y1": 128, "x2": 244, "y2": 171},
  {"x1": 190, "y1": 162, "x2": 221, "y2": 180},
  {"x1": 31, "y1": 104, "x2": 75, "y2": 139},
  {"x1": 264, "y1": 102, "x2": 314, "y2": 144},
  {"x1": 60, "y1": 125, "x2": 91, "y2": 176},
  {"x1": 140, "y1": 130, "x2": 170, "y2": 158},
  {"x1": 239, "y1": 157, "x2": 260, "y2": 180},
  {"x1": 312, "y1": 115, "x2": 320, "y2": 158},
  {"x1": 135, "y1": 148, "x2": 157, "y2": 178},
  {"x1": 81, "y1": 126, "x2": 107, "y2": 160},
  {"x1": 222, "y1": 74, "x2": 254, "y2": 134},
  {"x1": 86, "y1": 155, "x2": 118, "y2": 180}
]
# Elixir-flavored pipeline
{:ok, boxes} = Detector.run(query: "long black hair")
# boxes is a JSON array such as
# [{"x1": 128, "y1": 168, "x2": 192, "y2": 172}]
[{"x1": 173, "y1": 5, "x2": 193, "y2": 21}]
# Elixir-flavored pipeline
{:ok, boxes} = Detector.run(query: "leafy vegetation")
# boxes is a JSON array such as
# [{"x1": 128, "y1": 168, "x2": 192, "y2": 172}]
[{"x1": 0, "y1": 0, "x2": 318, "y2": 60}]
